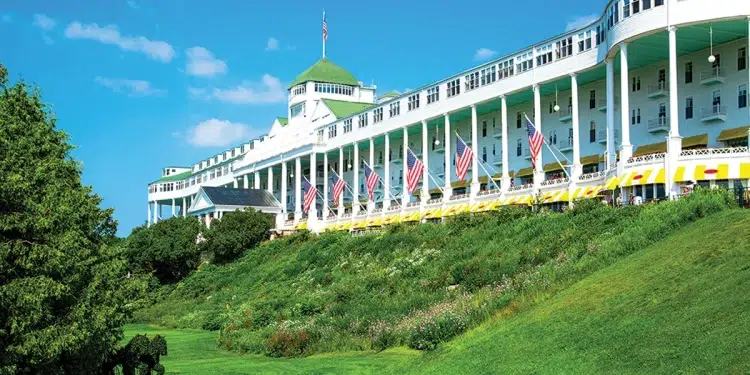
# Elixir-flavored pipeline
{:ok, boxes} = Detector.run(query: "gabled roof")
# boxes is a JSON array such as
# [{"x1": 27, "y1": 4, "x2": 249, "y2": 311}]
[
  {"x1": 202, "y1": 186, "x2": 280, "y2": 208},
  {"x1": 154, "y1": 170, "x2": 192, "y2": 183},
  {"x1": 322, "y1": 99, "x2": 375, "y2": 119},
  {"x1": 276, "y1": 117, "x2": 289, "y2": 126},
  {"x1": 289, "y1": 58, "x2": 360, "y2": 89},
  {"x1": 380, "y1": 91, "x2": 400, "y2": 98}
]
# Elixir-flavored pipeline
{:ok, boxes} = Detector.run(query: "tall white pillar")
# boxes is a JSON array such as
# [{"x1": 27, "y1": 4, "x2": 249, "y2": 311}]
[
  {"x1": 294, "y1": 157, "x2": 302, "y2": 220},
  {"x1": 243, "y1": 174, "x2": 249, "y2": 189},
  {"x1": 338, "y1": 147, "x2": 345, "y2": 218},
  {"x1": 171, "y1": 198, "x2": 176, "y2": 217},
  {"x1": 323, "y1": 153, "x2": 329, "y2": 218},
  {"x1": 254, "y1": 172, "x2": 260, "y2": 189},
  {"x1": 402, "y1": 127, "x2": 409, "y2": 209},
  {"x1": 500, "y1": 96, "x2": 510, "y2": 190},
  {"x1": 369, "y1": 138, "x2": 375, "y2": 212},
  {"x1": 620, "y1": 43, "x2": 632, "y2": 161},
  {"x1": 384, "y1": 133, "x2": 391, "y2": 209},
  {"x1": 147, "y1": 202, "x2": 152, "y2": 227},
  {"x1": 444, "y1": 114, "x2": 452, "y2": 197},
  {"x1": 470, "y1": 105, "x2": 479, "y2": 196},
  {"x1": 153, "y1": 201, "x2": 159, "y2": 224},
  {"x1": 606, "y1": 59, "x2": 616, "y2": 169},
  {"x1": 310, "y1": 152, "x2": 317, "y2": 218},
  {"x1": 281, "y1": 161, "x2": 288, "y2": 216},
  {"x1": 570, "y1": 74, "x2": 582, "y2": 178},
  {"x1": 182, "y1": 197, "x2": 187, "y2": 218},
  {"x1": 421, "y1": 120, "x2": 429, "y2": 204},
  {"x1": 353, "y1": 143, "x2": 360, "y2": 215},
  {"x1": 533, "y1": 84, "x2": 543, "y2": 182},
  {"x1": 233, "y1": 178, "x2": 238, "y2": 188},
  {"x1": 666, "y1": 25, "x2": 683, "y2": 199},
  {"x1": 267, "y1": 167, "x2": 273, "y2": 194}
]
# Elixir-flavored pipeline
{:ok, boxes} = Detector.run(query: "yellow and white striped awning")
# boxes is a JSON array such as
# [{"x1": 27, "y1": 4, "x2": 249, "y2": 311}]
[
  {"x1": 604, "y1": 175, "x2": 620, "y2": 190},
  {"x1": 366, "y1": 216, "x2": 383, "y2": 227},
  {"x1": 542, "y1": 190, "x2": 570, "y2": 203},
  {"x1": 620, "y1": 168, "x2": 666, "y2": 187},
  {"x1": 572, "y1": 185, "x2": 604, "y2": 199},
  {"x1": 352, "y1": 220, "x2": 367, "y2": 229},
  {"x1": 471, "y1": 200, "x2": 501, "y2": 212},
  {"x1": 503, "y1": 195, "x2": 532, "y2": 206},
  {"x1": 424, "y1": 208, "x2": 443, "y2": 219},
  {"x1": 382, "y1": 214, "x2": 400, "y2": 225},
  {"x1": 401, "y1": 211, "x2": 421, "y2": 222},
  {"x1": 674, "y1": 162, "x2": 750, "y2": 182},
  {"x1": 294, "y1": 221, "x2": 308, "y2": 230}
]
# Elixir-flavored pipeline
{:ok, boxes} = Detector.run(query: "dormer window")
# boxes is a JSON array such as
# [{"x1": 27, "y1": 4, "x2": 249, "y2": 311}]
[{"x1": 291, "y1": 102, "x2": 305, "y2": 118}]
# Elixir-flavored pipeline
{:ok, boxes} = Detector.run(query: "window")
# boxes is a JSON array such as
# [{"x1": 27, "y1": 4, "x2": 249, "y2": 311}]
[
  {"x1": 314, "y1": 83, "x2": 353, "y2": 96},
  {"x1": 632, "y1": 76, "x2": 641, "y2": 92},
  {"x1": 631, "y1": 108, "x2": 641, "y2": 125},
  {"x1": 516, "y1": 139, "x2": 522, "y2": 156},
  {"x1": 343, "y1": 118, "x2": 353, "y2": 133},
  {"x1": 499, "y1": 58, "x2": 515, "y2": 78},
  {"x1": 578, "y1": 31, "x2": 592, "y2": 52},
  {"x1": 712, "y1": 54, "x2": 722, "y2": 70},
  {"x1": 536, "y1": 44, "x2": 553, "y2": 66},
  {"x1": 655, "y1": 0, "x2": 663, "y2": 6},
  {"x1": 373, "y1": 108, "x2": 383, "y2": 123},
  {"x1": 549, "y1": 101, "x2": 557, "y2": 114},
  {"x1": 712, "y1": 90, "x2": 721, "y2": 106},
  {"x1": 389, "y1": 101, "x2": 400, "y2": 117},
  {"x1": 465, "y1": 72, "x2": 480, "y2": 91},
  {"x1": 492, "y1": 144, "x2": 497, "y2": 156},
  {"x1": 358, "y1": 113, "x2": 369, "y2": 128},
  {"x1": 482, "y1": 121, "x2": 487, "y2": 137},
  {"x1": 685, "y1": 62, "x2": 693, "y2": 84},
  {"x1": 739, "y1": 48, "x2": 747, "y2": 71},
  {"x1": 408, "y1": 93, "x2": 420, "y2": 111},
  {"x1": 516, "y1": 112, "x2": 522, "y2": 129},
  {"x1": 290, "y1": 102, "x2": 305, "y2": 118},
  {"x1": 643, "y1": 0, "x2": 651, "y2": 10},
  {"x1": 624, "y1": 0, "x2": 631, "y2": 17},
  {"x1": 633, "y1": 0, "x2": 640, "y2": 13},
  {"x1": 556, "y1": 37, "x2": 573, "y2": 59},
  {"x1": 548, "y1": 130, "x2": 557, "y2": 145},
  {"x1": 482, "y1": 147, "x2": 487, "y2": 163},
  {"x1": 427, "y1": 86, "x2": 439, "y2": 104},
  {"x1": 685, "y1": 97, "x2": 693, "y2": 119},
  {"x1": 291, "y1": 84, "x2": 306, "y2": 96},
  {"x1": 589, "y1": 90, "x2": 596, "y2": 109},
  {"x1": 739, "y1": 85, "x2": 747, "y2": 109},
  {"x1": 516, "y1": 51, "x2": 533, "y2": 73},
  {"x1": 589, "y1": 121, "x2": 596, "y2": 143},
  {"x1": 481, "y1": 66, "x2": 497, "y2": 86},
  {"x1": 658, "y1": 103, "x2": 667, "y2": 119},
  {"x1": 447, "y1": 79, "x2": 461, "y2": 97}
]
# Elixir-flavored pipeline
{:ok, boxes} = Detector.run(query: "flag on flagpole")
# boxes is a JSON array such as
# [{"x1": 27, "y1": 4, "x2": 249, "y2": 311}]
[
  {"x1": 525, "y1": 115, "x2": 544, "y2": 169},
  {"x1": 406, "y1": 148, "x2": 423, "y2": 193},
  {"x1": 322, "y1": 11, "x2": 328, "y2": 41},
  {"x1": 363, "y1": 162, "x2": 379, "y2": 201},
  {"x1": 455, "y1": 136, "x2": 473, "y2": 181},
  {"x1": 302, "y1": 176, "x2": 317, "y2": 213},
  {"x1": 330, "y1": 168, "x2": 346, "y2": 206}
]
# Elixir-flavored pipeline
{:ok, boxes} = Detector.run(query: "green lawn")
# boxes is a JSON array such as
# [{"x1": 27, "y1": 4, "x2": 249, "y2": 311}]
[{"x1": 126, "y1": 209, "x2": 750, "y2": 374}]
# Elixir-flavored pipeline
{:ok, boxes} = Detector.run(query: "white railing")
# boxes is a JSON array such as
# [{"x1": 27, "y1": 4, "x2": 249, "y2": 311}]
[
  {"x1": 406, "y1": 201, "x2": 420, "y2": 207},
  {"x1": 371, "y1": 208, "x2": 383, "y2": 214},
  {"x1": 450, "y1": 193, "x2": 470, "y2": 201},
  {"x1": 508, "y1": 183, "x2": 533, "y2": 192},
  {"x1": 701, "y1": 105, "x2": 727, "y2": 118},
  {"x1": 647, "y1": 117, "x2": 669, "y2": 131},
  {"x1": 477, "y1": 188, "x2": 502, "y2": 197},
  {"x1": 597, "y1": 129, "x2": 621, "y2": 143},
  {"x1": 492, "y1": 155, "x2": 503, "y2": 164},
  {"x1": 626, "y1": 152, "x2": 666, "y2": 165},
  {"x1": 540, "y1": 177, "x2": 570, "y2": 187},
  {"x1": 558, "y1": 107, "x2": 572, "y2": 119},
  {"x1": 342, "y1": 212, "x2": 352, "y2": 218},
  {"x1": 558, "y1": 137, "x2": 573, "y2": 150},
  {"x1": 578, "y1": 170, "x2": 606, "y2": 181},
  {"x1": 387, "y1": 205, "x2": 401, "y2": 212},
  {"x1": 647, "y1": 81, "x2": 668, "y2": 95},
  {"x1": 427, "y1": 197, "x2": 444, "y2": 204},
  {"x1": 700, "y1": 67, "x2": 725, "y2": 81},
  {"x1": 679, "y1": 147, "x2": 749, "y2": 159}
]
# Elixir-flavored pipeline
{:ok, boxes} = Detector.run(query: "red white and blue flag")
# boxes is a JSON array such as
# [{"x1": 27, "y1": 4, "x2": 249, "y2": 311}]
[
  {"x1": 330, "y1": 168, "x2": 346, "y2": 206},
  {"x1": 526, "y1": 115, "x2": 544, "y2": 169},
  {"x1": 406, "y1": 148, "x2": 423, "y2": 193},
  {"x1": 322, "y1": 12, "x2": 328, "y2": 41},
  {"x1": 364, "y1": 162, "x2": 379, "y2": 201},
  {"x1": 455, "y1": 136, "x2": 472, "y2": 181},
  {"x1": 302, "y1": 176, "x2": 317, "y2": 213}
]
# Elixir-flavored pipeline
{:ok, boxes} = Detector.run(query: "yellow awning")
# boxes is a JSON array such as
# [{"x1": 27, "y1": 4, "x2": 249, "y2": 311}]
[
  {"x1": 515, "y1": 195, "x2": 532, "y2": 206},
  {"x1": 425, "y1": 208, "x2": 443, "y2": 219},
  {"x1": 742, "y1": 163, "x2": 750, "y2": 179},
  {"x1": 543, "y1": 161, "x2": 568, "y2": 173},
  {"x1": 599, "y1": 151, "x2": 620, "y2": 162},
  {"x1": 352, "y1": 220, "x2": 367, "y2": 229},
  {"x1": 580, "y1": 154, "x2": 600, "y2": 165},
  {"x1": 682, "y1": 133, "x2": 708, "y2": 149},
  {"x1": 621, "y1": 168, "x2": 665, "y2": 186},
  {"x1": 604, "y1": 176, "x2": 620, "y2": 190},
  {"x1": 633, "y1": 142, "x2": 666, "y2": 157},
  {"x1": 402, "y1": 211, "x2": 421, "y2": 222},
  {"x1": 674, "y1": 164, "x2": 730, "y2": 182},
  {"x1": 716, "y1": 126, "x2": 749, "y2": 142},
  {"x1": 573, "y1": 185, "x2": 604, "y2": 199},
  {"x1": 294, "y1": 221, "x2": 308, "y2": 230},
  {"x1": 542, "y1": 190, "x2": 569, "y2": 203},
  {"x1": 517, "y1": 167, "x2": 534, "y2": 178},
  {"x1": 451, "y1": 180, "x2": 470, "y2": 189},
  {"x1": 383, "y1": 214, "x2": 401, "y2": 225},
  {"x1": 478, "y1": 173, "x2": 503, "y2": 184},
  {"x1": 471, "y1": 201, "x2": 490, "y2": 212}
]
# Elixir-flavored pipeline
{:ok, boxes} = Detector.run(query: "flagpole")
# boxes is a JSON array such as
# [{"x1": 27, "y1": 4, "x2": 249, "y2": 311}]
[
  {"x1": 330, "y1": 166, "x2": 367, "y2": 213},
  {"x1": 523, "y1": 113, "x2": 570, "y2": 180},
  {"x1": 322, "y1": 10, "x2": 326, "y2": 58},
  {"x1": 406, "y1": 147, "x2": 445, "y2": 197},
  {"x1": 454, "y1": 132, "x2": 501, "y2": 191},
  {"x1": 361, "y1": 159, "x2": 402, "y2": 209},
  {"x1": 302, "y1": 175, "x2": 334, "y2": 218}
]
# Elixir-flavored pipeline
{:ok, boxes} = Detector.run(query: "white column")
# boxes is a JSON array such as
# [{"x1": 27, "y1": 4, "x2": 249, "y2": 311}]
[
  {"x1": 369, "y1": 138, "x2": 375, "y2": 212},
  {"x1": 402, "y1": 127, "x2": 409, "y2": 209},
  {"x1": 668, "y1": 26, "x2": 680, "y2": 138},
  {"x1": 384, "y1": 133, "x2": 391, "y2": 209},
  {"x1": 281, "y1": 162, "x2": 288, "y2": 217},
  {"x1": 267, "y1": 167, "x2": 273, "y2": 194},
  {"x1": 153, "y1": 201, "x2": 159, "y2": 224},
  {"x1": 182, "y1": 197, "x2": 187, "y2": 217},
  {"x1": 232, "y1": 178, "x2": 238, "y2": 188},
  {"x1": 310, "y1": 152, "x2": 317, "y2": 218},
  {"x1": 171, "y1": 198, "x2": 176, "y2": 217},
  {"x1": 338, "y1": 147, "x2": 344, "y2": 218},
  {"x1": 323, "y1": 153, "x2": 329, "y2": 219},
  {"x1": 205, "y1": 214, "x2": 210, "y2": 228},
  {"x1": 444, "y1": 114, "x2": 452, "y2": 197},
  {"x1": 500, "y1": 96, "x2": 510, "y2": 190},
  {"x1": 620, "y1": 43, "x2": 632, "y2": 161},
  {"x1": 147, "y1": 202, "x2": 151, "y2": 227},
  {"x1": 421, "y1": 120, "x2": 429, "y2": 204},
  {"x1": 254, "y1": 172, "x2": 260, "y2": 189},
  {"x1": 353, "y1": 143, "x2": 360, "y2": 215},
  {"x1": 470, "y1": 105, "x2": 479, "y2": 195},
  {"x1": 606, "y1": 59, "x2": 616, "y2": 168},
  {"x1": 294, "y1": 157, "x2": 302, "y2": 220},
  {"x1": 533, "y1": 84, "x2": 543, "y2": 183},
  {"x1": 243, "y1": 174, "x2": 249, "y2": 189},
  {"x1": 570, "y1": 74, "x2": 582, "y2": 179}
]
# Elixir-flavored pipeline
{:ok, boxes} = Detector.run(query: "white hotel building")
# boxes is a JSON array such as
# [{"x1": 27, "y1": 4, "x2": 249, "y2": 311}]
[{"x1": 148, "y1": 0, "x2": 750, "y2": 232}]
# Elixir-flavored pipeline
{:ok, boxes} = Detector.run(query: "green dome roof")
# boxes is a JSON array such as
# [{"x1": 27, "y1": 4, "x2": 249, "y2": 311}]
[{"x1": 288, "y1": 58, "x2": 360, "y2": 89}]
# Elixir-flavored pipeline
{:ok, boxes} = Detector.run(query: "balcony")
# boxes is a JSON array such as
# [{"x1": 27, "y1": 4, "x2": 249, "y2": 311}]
[
  {"x1": 700, "y1": 68, "x2": 726, "y2": 85},
  {"x1": 372, "y1": 158, "x2": 385, "y2": 168},
  {"x1": 432, "y1": 169, "x2": 445, "y2": 178},
  {"x1": 597, "y1": 129, "x2": 621, "y2": 144},
  {"x1": 492, "y1": 154, "x2": 503, "y2": 166},
  {"x1": 597, "y1": 97, "x2": 619, "y2": 112},
  {"x1": 492, "y1": 127, "x2": 503, "y2": 139},
  {"x1": 391, "y1": 154, "x2": 403, "y2": 164},
  {"x1": 558, "y1": 107, "x2": 572, "y2": 122},
  {"x1": 524, "y1": 148, "x2": 532, "y2": 160},
  {"x1": 432, "y1": 139, "x2": 445, "y2": 153},
  {"x1": 558, "y1": 137, "x2": 573, "y2": 152},
  {"x1": 647, "y1": 81, "x2": 668, "y2": 99},
  {"x1": 647, "y1": 117, "x2": 669, "y2": 133},
  {"x1": 701, "y1": 105, "x2": 727, "y2": 122}
]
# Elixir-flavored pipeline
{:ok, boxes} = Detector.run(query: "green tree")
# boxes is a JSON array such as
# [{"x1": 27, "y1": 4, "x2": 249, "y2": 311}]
[
  {"x1": 0, "y1": 64, "x2": 144, "y2": 373},
  {"x1": 126, "y1": 216, "x2": 202, "y2": 283},
  {"x1": 201, "y1": 208, "x2": 273, "y2": 263}
]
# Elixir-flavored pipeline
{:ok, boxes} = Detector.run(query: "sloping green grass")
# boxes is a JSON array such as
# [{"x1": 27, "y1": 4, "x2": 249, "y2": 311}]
[{"x1": 126, "y1": 209, "x2": 750, "y2": 374}]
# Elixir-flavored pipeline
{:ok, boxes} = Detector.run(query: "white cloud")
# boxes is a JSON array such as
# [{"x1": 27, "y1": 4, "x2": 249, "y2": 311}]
[
  {"x1": 185, "y1": 46, "x2": 227, "y2": 77},
  {"x1": 187, "y1": 119, "x2": 252, "y2": 147},
  {"x1": 266, "y1": 37, "x2": 279, "y2": 51},
  {"x1": 565, "y1": 14, "x2": 598, "y2": 31},
  {"x1": 94, "y1": 77, "x2": 166, "y2": 97},
  {"x1": 64, "y1": 22, "x2": 175, "y2": 63},
  {"x1": 33, "y1": 14, "x2": 56, "y2": 30},
  {"x1": 474, "y1": 48, "x2": 497, "y2": 61},
  {"x1": 189, "y1": 74, "x2": 286, "y2": 104}
]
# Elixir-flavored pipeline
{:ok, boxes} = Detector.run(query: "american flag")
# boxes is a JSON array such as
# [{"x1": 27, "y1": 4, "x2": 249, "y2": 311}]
[
  {"x1": 302, "y1": 177, "x2": 317, "y2": 213},
  {"x1": 455, "y1": 136, "x2": 473, "y2": 181},
  {"x1": 526, "y1": 115, "x2": 544, "y2": 169},
  {"x1": 330, "y1": 169, "x2": 346, "y2": 206},
  {"x1": 406, "y1": 148, "x2": 423, "y2": 193},
  {"x1": 363, "y1": 162, "x2": 379, "y2": 201},
  {"x1": 322, "y1": 12, "x2": 328, "y2": 41}
]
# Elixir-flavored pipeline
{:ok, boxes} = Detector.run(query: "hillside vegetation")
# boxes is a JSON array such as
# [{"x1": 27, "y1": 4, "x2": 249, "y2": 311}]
[
  {"x1": 134, "y1": 190, "x2": 738, "y2": 358},
  {"x1": 126, "y1": 208, "x2": 750, "y2": 374}
]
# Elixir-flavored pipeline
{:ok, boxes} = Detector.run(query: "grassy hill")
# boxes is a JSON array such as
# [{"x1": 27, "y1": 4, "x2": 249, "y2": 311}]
[{"x1": 126, "y1": 208, "x2": 750, "y2": 374}]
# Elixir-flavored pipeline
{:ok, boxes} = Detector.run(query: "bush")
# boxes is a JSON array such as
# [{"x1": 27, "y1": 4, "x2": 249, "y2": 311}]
[
  {"x1": 264, "y1": 329, "x2": 313, "y2": 357},
  {"x1": 126, "y1": 216, "x2": 203, "y2": 283},
  {"x1": 200, "y1": 208, "x2": 274, "y2": 264}
]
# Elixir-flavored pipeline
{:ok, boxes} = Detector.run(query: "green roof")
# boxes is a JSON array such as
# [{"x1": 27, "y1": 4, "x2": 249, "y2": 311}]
[
  {"x1": 277, "y1": 117, "x2": 289, "y2": 126},
  {"x1": 380, "y1": 91, "x2": 400, "y2": 98},
  {"x1": 154, "y1": 170, "x2": 192, "y2": 183},
  {"x1": 322, "y1": 99, "x2": 375, "y2": 119},
  {"x1": 288, "y1": 58, "x2": 359, "y2": 89}
]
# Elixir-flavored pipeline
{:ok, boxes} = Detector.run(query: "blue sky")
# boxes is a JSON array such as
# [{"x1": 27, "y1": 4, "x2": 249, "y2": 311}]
[{"x1": 0, "y1": 0, "x2": 603, "y2": 236}]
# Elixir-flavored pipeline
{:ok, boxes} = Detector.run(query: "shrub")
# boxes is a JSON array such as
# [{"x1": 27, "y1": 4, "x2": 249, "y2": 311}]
[
  {"x1": 200, "y1": 208, "x2": 274, "y2": 264},
  {"x1": 126, "y1": 216, "x2": 203, "y2": 283},
  {"x1": 264, "y1": 329, "x2": 313, "y2": 357}
]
